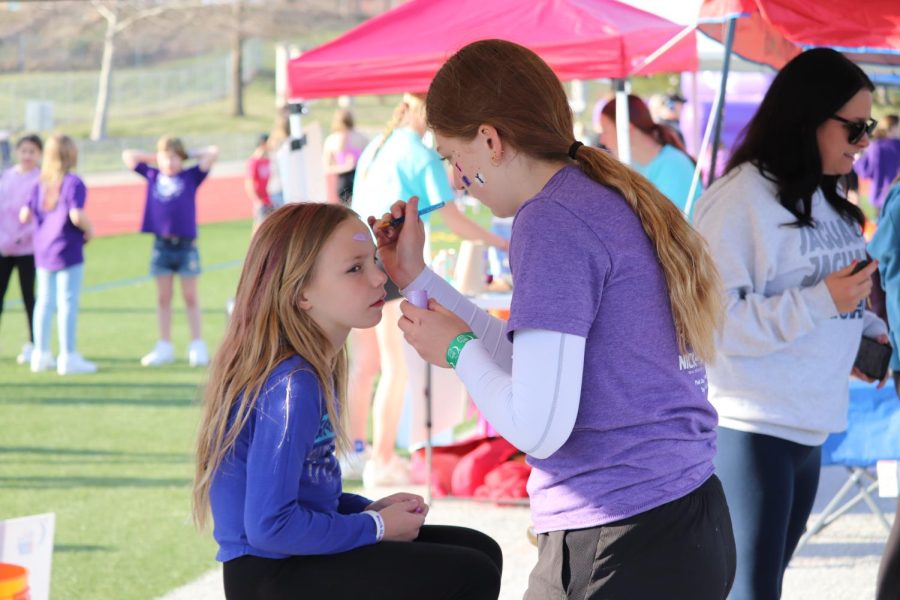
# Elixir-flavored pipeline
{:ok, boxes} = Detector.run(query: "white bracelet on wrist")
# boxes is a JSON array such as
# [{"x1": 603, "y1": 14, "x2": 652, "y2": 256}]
[{"x1": 363, "y1": 510, "x2": 385, "y2": 542}]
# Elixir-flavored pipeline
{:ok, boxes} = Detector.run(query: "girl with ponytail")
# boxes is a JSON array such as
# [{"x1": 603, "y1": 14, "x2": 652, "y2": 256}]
[
  {"x1": 372, "y1": 39, "x2": 734, "y2": 599},
  {"x1": 599, "y1": 94, "x2": 701, "y2": 219}
]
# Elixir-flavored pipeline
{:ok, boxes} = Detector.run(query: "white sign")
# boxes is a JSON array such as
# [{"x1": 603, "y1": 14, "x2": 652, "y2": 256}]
[{"x1": 0, "y1": 513, "x2": 55, "y2": 600}]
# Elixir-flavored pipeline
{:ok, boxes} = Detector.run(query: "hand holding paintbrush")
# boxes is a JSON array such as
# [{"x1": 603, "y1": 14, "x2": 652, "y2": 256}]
[{"x1": 368, "y1": 196, "x2": 431, "y2": 289}]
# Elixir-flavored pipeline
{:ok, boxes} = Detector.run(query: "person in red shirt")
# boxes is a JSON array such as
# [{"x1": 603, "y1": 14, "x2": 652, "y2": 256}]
[{"x1": 245, "y1": 134, "x2": 272, "y2": 232}]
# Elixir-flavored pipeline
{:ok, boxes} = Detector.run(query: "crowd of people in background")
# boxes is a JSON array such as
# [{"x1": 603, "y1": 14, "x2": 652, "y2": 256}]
[{"x1": 3, "y1": 42, "x2": 900, "y2": 599}]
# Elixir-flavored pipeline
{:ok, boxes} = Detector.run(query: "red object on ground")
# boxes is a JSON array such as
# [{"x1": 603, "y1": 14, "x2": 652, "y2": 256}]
[
  {"x1": 84, "y1": 174, "x2": 251, "y2": 238},
  {"x1": 287, "y1": 0, "x2": 697, "y2": 100},
  {"x1": 451, "y1": 438, "x2": 520, "y2": 498},
  {"x1": 699, "y1": 0, "x2": 900, "y2": 69},
  {"x1": 475, "y1": 460, "x2": 531, "y2": 501}
]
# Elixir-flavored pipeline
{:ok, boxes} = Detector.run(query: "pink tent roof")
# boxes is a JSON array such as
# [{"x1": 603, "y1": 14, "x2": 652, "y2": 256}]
[
  {"x1": 287, "y1": 0, "x2": 697, "y2": 100},
  {"x1": 699, "y1": 0, "x2": 900, "y2": 68}
]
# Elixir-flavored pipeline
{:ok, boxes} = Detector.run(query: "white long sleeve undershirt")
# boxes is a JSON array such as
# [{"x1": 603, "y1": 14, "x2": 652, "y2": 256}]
[{"x1": 402, "y1": 269, "x2": 586, "y2": 459}]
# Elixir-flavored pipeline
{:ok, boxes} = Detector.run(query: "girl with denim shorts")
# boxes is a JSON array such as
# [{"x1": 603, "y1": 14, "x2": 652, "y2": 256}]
[{"x1": 122, "y1": 137, "x2": 218, "y2": 367}]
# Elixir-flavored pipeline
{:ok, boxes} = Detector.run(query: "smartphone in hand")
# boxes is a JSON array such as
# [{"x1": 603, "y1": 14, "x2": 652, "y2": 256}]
[
  {"x1": 854, "y1": 336, "x2": 892, "y2": 381},
  {"x1": 851, "y1": 258, "x2": 872, "y2": 275}
]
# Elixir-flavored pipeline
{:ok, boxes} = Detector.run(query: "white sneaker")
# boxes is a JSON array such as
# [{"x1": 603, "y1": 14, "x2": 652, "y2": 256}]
[
  {"x1": 363, "y1": 455, "x2": 411, "y2": 488},
  {"x1": 30, "y1": 350, "x2": 56, "y2": 373},
  {"x1": 188, "y1": 339, "x2": 209, "y2": 367},
  {"x1": 57, "y1": 352, "x2": 97, "y2": 375},
  {"x1": 141, "y1": 341, "x2": 175, "y2": 367},
  {"x1": 339, "y1": 446, "x2": 372, "y2": 481},
  {"x1": 16, "y1": 342, "x2": 34, "y2": 365}
]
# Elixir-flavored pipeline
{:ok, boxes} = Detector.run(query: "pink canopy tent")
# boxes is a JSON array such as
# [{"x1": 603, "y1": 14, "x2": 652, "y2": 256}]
[
  {"x1": 698, "y1": 0, "x2": 900, "y2": 69},
  {"x1": 287, "y1": 0, "x2": 697, "y2": 100},
  {"x1": 683, "y1": 0, "x2": 900, "y2": 214}
]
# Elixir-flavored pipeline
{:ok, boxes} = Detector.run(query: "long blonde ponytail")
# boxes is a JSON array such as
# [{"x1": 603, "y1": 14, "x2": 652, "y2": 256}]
[
  {"x1": 572, "y1": 144, "x2": 722, "y2": 361},
  {"x1": 40, "y1": 134, "x2": 78, "y2": 212}
]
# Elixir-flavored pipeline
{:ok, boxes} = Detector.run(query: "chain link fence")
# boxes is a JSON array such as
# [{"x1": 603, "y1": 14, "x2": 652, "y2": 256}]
[{"x1": 0, "y1": 40, "x2": 263, "y2": 132}]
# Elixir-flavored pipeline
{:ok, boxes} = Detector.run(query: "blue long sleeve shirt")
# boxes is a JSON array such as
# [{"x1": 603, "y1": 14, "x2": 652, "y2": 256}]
[
  {"x1": 209, "y1": 355, "x2": 375, "y2": 562},
  {"x1": 870, "y1": 184, "x2": 900, "y2": 371}
]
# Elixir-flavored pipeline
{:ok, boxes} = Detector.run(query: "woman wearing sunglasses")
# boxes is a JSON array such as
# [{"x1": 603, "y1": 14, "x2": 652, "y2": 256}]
[{"x1": 694, "y1": 47, "x2": 887, "y2": 600}]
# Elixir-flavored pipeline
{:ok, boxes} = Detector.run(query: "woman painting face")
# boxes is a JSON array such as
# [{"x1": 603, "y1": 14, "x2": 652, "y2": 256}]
[{"x1": 816, "y1": 89, "x2": 873, "y2": 176}]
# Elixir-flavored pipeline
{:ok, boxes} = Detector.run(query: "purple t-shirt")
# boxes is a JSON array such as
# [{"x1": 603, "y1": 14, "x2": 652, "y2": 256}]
[
  {"x1": 508, "y1": 166, "x2": 717, "y2": 533},
  {"x1": 0, "y1": 167, "x2": 39, "y2": 256},
  {"x1": 135, "y1": 163, "x2": 208, "y2": 239},
  {"x1": 28, "y1": 174, "x2": 87, "y2": 271},
  {"x1": 855, "y1": 138, "x2": 900, "y2": 209}
]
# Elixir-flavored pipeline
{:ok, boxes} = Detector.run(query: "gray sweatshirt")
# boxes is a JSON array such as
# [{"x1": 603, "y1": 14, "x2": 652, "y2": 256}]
[{"x1": 695, "y1": 164, "x2": 887, "y2": 445}]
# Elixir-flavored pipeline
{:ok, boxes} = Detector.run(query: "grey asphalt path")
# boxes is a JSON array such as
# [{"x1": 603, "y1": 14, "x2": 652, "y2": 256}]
[{"x1": 160, "y1": 466, "x2": 896, "y2": 600}]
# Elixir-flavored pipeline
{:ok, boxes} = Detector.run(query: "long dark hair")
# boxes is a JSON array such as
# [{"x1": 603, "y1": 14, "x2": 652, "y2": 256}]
[{"x1": 726, "y1": 48, "x2": 872, "y2": 229}]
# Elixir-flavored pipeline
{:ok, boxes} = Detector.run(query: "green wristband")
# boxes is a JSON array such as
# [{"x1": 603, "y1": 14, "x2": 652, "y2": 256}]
[{"x1": 446, "y1": 331, "x2": 477, "y2": 369}]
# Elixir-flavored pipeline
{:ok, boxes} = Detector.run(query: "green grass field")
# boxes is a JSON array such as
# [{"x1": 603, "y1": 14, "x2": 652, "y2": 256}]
[
  {"x1": 0, "y1": 207, "x2": 477, "y2": 599},
  {"x1": 0, "y1": 220, "x2": 252, "y2": 600}
]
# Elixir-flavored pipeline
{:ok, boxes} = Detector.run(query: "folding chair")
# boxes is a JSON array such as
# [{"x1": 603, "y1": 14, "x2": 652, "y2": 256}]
[{"x1": 796, "y1": 379, "x2": 900, "y2": 552}]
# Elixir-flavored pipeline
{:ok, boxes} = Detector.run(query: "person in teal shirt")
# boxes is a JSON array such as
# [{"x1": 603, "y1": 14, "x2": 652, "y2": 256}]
[
  {"x1": 347, "y1": 93, "x2": 507, "y2": 488},
  {"x1": 597, "y1": 94, "x2": 701, "y2": 220}
]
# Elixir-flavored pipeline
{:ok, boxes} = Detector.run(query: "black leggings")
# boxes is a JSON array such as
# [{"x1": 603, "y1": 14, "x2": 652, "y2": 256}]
[
  {"x1": 525, "y1": 475, "x2": 735, "y2": 600},
  {"x1": 0, "y1": 254, "x2": 36, "y2": 342},
  {"x1": 223, "y1": 525, "x2": 502, "y2": 600},
  {"x1": 714, "y1": 427, "x2": 821, "y2": 600}
]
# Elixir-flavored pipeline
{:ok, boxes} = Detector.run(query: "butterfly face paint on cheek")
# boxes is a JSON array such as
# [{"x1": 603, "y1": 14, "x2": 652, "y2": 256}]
[
  {"x1": 474, "y1": 173, "x2": 485, "y2": 186},
  {"x1": 454, "y1": 162, "x2": 472, "y2": 188}
]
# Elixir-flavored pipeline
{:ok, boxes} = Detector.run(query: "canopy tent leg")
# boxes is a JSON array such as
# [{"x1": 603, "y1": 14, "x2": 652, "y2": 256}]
[
  {"x1": 614, "y1": 78, "x2": 632, "y2": 166},
  {"x1": 684, "y1": 15, "x2": 738, "y2": 217},
  {"x1": 282, "y1": 101, "x2": 310, "y2": 203},
  {"x1": 707, "y1": 17, "x2": 738, "y2": 187}
]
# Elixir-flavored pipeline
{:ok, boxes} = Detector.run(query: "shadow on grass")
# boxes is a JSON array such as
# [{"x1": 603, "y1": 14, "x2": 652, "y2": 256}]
[
  {"x1": 55, "y1": 544, "x2": 115, "y2": 553},
  {"x1": 1, "y1": 381, "x2": 198, "y2": 390},
  {"x1": 0, "y1": 446, "x2": 191, "y2": 464},
  {"x1": 78, "y1": 306, "x2": 229, "y2": 316},
  {"x1": 0, "y1": 475, "x2": 191, "y2": 489},
  {"x1": 5, "y1": 396, "x2": 197, "y2": 407},
  {"x1": 1, "y1": 379, "x2": 202, "y2": 407}
]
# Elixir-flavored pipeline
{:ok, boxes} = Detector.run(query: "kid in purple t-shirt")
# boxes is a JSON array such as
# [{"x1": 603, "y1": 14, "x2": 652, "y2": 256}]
[
  {"x1": 0, "y1": 134, "x2": 42, "y2": 365},
  {"x1": 122, "y1": 137, "x2": 218, "y2": 369},
  {"x1": 19, "y1": 135, "x2": 96, "y2": 375}
]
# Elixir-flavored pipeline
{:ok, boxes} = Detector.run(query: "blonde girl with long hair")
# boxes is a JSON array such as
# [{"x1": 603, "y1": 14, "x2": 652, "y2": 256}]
[
  {"x1": 192, "y1": 203, "x2": 501, "y2": 600},
  {"x1": 372, "y1": 39, "x2": 734, "y2": 599},
  {"x1": 18, "y1": 134, "x2": 96, "y2": 375}
]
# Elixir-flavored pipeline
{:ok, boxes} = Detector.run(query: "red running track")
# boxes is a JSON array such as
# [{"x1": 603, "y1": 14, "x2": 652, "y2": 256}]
[{"x1": 84, "y1": 174, "x2": 251, "y2": 238}]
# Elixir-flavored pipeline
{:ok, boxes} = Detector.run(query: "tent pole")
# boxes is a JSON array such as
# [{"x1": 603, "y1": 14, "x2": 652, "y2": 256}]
[
  {"x1": 614, "y1": 79, "x2": 631, "y2": 166},
  {"x1": 283, "y1": 101, "x2": 309, "y2": 202},
  {"x1": 707, "y1": 17, "x2": 737, "y2": 187}
]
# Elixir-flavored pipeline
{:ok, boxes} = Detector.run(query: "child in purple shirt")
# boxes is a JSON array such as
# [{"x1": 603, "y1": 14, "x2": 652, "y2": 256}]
[
  {"x1": 122, "y1": 137, "x2": 218, "y2": 369},
  {"x1": 0, "y1": 134, "x2": 42, "y2": 365},
  {"x1": 19, "y1": 135, "x2": 96, "y2": 375},
  {"x1": 375, "y1": 40, "x2": 735, "y2": 599}
]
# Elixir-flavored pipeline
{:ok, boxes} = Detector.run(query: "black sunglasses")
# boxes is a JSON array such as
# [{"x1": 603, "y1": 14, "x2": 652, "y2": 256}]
[{"x1": 830, "y1": 115, "x2": 878, "y2": 144}]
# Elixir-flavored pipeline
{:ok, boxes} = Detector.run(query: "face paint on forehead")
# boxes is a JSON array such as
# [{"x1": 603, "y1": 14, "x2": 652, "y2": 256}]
[{"x1": 352, "y1": 233, "x2": 369, "y2": 242}]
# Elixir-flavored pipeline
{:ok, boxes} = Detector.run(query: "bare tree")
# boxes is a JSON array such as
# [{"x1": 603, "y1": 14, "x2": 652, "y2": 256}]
[
  {"x1": 89, "y1": 0, "x2": 199, "y2": 141},
  {"x1": 230, "y1": 0, "x2": 244, "y2": 117}
]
